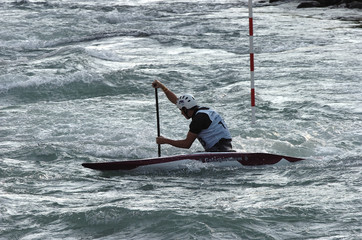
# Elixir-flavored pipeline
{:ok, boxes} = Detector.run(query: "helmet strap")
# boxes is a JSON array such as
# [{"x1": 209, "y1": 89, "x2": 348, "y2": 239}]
[{"x1": 182, "y1": 108, "x2": 190, "y2": 118}]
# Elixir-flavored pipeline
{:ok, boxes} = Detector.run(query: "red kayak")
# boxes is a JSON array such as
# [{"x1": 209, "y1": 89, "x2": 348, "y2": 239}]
[{"x1": 82, "y1": 152, "x2": 304, "y2": 171}]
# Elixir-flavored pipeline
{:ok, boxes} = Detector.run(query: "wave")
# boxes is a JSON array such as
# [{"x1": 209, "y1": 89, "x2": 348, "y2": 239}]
[
  {"x1": 0, "y1": 30, "x2": 150, "y2": 54},
  {"x1": 1, "y1": 0, "x2": 250, "y2": 56},
  {"x1": 0, "y1": 70, "x2": 149, "y2": 104}
]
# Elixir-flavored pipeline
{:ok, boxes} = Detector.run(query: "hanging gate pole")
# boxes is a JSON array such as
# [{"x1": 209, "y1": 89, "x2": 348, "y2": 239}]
[{"x1": 248, "y1": 0, "x2": 256, "y2": 124}]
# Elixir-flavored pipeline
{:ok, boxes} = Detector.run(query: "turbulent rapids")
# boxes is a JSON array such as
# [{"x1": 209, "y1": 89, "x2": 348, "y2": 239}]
[{"x1": 0, "y1": 1, "x2": 361, "y2": 239}]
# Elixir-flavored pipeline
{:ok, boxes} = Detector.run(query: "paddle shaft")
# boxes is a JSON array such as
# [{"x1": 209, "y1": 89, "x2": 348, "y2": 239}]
[{"x1": 155, "y1": 88, "x2": 161, "y2": 157}]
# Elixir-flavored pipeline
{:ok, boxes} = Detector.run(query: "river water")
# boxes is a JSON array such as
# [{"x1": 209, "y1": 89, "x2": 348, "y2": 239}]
[{"x1": 0, "y1": 0, "x2": 361, "y2": 239}]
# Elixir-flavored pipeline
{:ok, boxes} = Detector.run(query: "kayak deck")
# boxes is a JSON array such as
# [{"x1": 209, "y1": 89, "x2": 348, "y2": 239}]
[{"x1": 82, "y1": 152, "x2": 304, "y2": 171}]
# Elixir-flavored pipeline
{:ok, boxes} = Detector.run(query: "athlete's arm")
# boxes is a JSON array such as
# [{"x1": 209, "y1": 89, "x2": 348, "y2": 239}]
[
  {"x1": 156, "y1": 131, "x2": 198, "y2": 149},
  {"x1": 152, "y1": 80, "x2": 178, "y2": 104}
]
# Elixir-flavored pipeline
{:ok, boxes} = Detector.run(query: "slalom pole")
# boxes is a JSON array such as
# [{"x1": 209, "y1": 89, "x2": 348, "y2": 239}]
[
  {"x1": 155, "y1": 88, "x2": 161, "y2": 157},
  {"x1": 248, "y1": 0, "x2": 256, "y2": 124}
]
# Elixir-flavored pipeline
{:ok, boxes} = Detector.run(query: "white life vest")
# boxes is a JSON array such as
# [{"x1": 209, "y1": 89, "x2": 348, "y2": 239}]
[{"x1": 195, "y1": 108, "x2": 232, "y2": 150}]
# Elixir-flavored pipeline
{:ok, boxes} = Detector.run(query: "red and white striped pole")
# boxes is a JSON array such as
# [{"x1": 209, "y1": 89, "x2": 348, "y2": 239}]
[{"x1": 248, "y1": 0, "x2": 256, "y2": 124}]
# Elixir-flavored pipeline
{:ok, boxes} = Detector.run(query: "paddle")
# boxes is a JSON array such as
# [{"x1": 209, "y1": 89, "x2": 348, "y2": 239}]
[{"x1": 155, "y1": 88, "x2": 161, "y2": 157}]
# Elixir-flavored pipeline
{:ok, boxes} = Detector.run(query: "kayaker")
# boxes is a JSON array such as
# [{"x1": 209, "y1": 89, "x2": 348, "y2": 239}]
[{"x1": 152, "y1": 80, "x2": 233, "y2": 152}]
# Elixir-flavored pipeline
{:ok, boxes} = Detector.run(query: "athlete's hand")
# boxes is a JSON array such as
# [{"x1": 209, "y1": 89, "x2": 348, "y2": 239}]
[
  {"x1": 152, "y1": 80, "x2": 162, "y2": 88},
  {"x1": 156, "y1": 136, "x2": 168, "y2": 144}
]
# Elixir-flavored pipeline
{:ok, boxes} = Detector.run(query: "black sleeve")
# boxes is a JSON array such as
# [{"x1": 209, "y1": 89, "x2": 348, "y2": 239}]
[{"x1": 189, "y1": 113, "x2": 212, "y2": 134}]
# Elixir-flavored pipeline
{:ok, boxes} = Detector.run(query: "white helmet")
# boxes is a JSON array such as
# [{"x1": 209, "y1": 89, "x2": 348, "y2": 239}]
[{"x1": 177, "y1": 94, "x2": 198, "y2": 110}]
